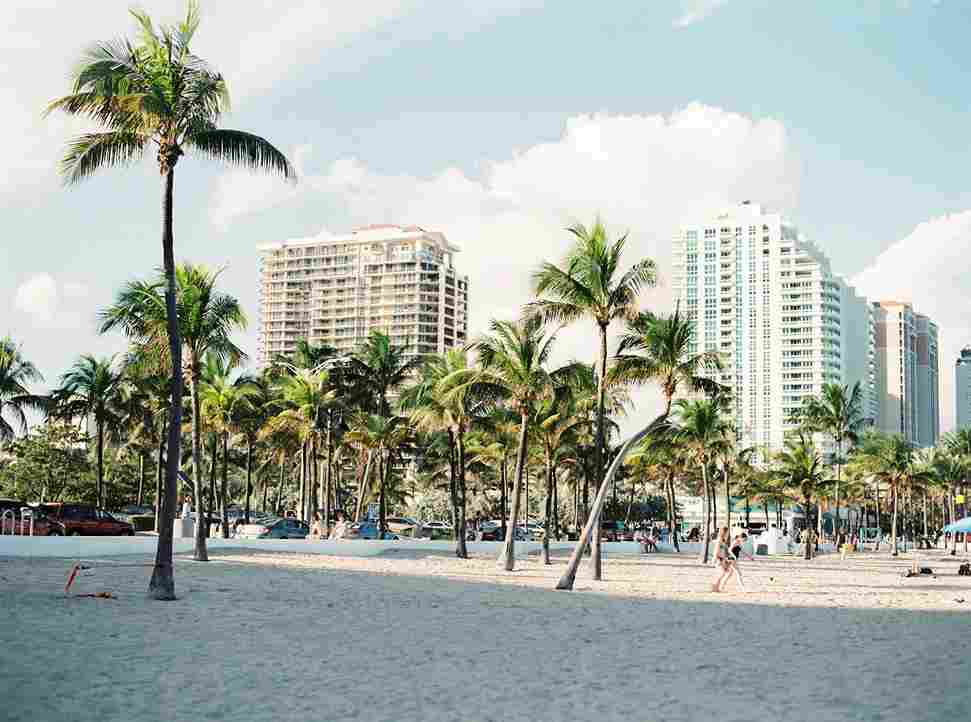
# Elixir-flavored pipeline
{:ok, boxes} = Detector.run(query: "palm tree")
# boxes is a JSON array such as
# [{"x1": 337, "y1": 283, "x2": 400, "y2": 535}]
[
  {"x1": 797, "y1": 382, "x2": 865, "y2": 542},
  {"x1": 345, "y1": 413, "x2": 410, "y2": 538},
  {"x1": 48, "y1": 1, "x2": 294, "y2": 600},
  {"x1": 775, "y1": 432, "x2": 832, "y2": 560},
  {"x1": 673, "y1": 397, "x2": 728, "y2": 563},
  {"x1": 400, "y1": 349, "x2": 483, "y2": 558},
  {"x1": 849, "y1": 432, "x2": 930, "y2": 556},
  {"x1": 461, "y1": 317, "x2": 562, "y2": 571},
  {"x1": 0, "y1": 337, "x2": 46, "y2": 442},
  {"x1": 528, "y1": 218, "x2": 657, "y2": 580},
  {"x1": 235, "y1": 372, "x2": 271, "y2": 524},
  {"x1": 199, "y1": 356, "x2": 259, "y2": 537},
  {"x1": 348, "y1": 331, "x2": 423, "y2": 417},
  {"x1": 100, "y1": 263, "x2": 246, "y2": 562},
  {"x1": 51, "y1": 355, "x2": 125, "y2": 508}
]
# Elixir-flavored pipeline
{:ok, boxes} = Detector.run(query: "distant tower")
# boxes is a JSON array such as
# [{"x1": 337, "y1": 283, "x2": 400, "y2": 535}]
[{"x1": 957, "y1": 348, "x2": 971, "y2": 430}]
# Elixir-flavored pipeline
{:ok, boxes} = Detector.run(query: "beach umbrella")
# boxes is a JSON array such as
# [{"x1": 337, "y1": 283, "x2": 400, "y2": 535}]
[{"x1": 943, "y1": 517, "x2": 971, "y2": 533}]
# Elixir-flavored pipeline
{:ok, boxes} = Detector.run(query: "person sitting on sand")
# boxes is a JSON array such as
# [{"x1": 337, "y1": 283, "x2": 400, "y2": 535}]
[
  {"x1": 310, "y1": 512, "x2": 323, "y2": 540},
  {"x1": 329, "y1": 511, "x2": 348, "y2": 540}
]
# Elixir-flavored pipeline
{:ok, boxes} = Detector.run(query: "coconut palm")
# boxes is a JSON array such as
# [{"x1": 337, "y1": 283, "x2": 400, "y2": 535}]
[
  {"x1": 673, "y1": 397, "x2": 728, "y2": 563},
  {"x1": 48, "y1": 1, "x2": 294, "y2": 599},
  {"x1": 344, "y1": 413, "x2": 410, "y2": 538},
  {"x1": 235, "y1": 372, "x2": 272, "y2": 524},
  {"x1": 459, "y1": 317, "x2": 562, "y2": 571},
  {"x1": 100, "y1": 263, "x2": 246, "y2": 562},
  {"x1": 774, "y1": 432, "x2": 832, "y2": 560},
  {"x1": 0, "y1": 337, "x2": 46, "y2": 442},
  {"x1": 796, "y1": 382, "x2": 865, "y2": 541},
  {"x1": 50, "y1": 355, "x2": 125, "y2": 508},
  {"x1": 348, "y1": 331, "x2": 423, "y2": 417},
  {"x1": 527, "y1": 218, "x2": 657, "y2": 580}
]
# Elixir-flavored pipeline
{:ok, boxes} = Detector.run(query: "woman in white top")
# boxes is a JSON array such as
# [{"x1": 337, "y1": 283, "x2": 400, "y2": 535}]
[{"x1": 180, "y1": 496, "x2": 192, "y2": 520}]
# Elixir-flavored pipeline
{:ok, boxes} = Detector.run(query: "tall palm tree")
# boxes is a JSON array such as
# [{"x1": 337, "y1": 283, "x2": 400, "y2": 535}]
[
  {"x1": 100, "y1": 263, "x2": 246, "y2": 562},
  {"x1": 345, "y1": 413, "x2": 410, "y2": 539},
  {"x1": 51, "y1": 355, "x2": 125, "y2": 508},
  {"x1": 797, "y1": 382, "x2": 865, "y2": 542},
  {"x1": 235, "y1": 372, "x2": 271, "y2": 524},
  {"x1": 673, "y1": 397, "x2": 727, "y2": 563},
  {"x1": 775, "y1": 432, "x2": 832, "y2": 560},
  {"x1": 0, "y1": 337, "x2": 46, "y2": 442},
  {"x1": 348, "y1": 331, "x2": 423, "y2": 417},
  {"x1": 199, "y1": 356, "x2": 259, "y2": 537},
  {"x1": 460, "y1": 317, "x2": 562, "y2": 571},
  {"x1": 401, "y1": 349, "x2": 483, "y2": 559},
  {"x1": 48, "y1": 1, "x2": 294, "y2": 599},
  {"x1": 528, "y1": 218, "x2": 657, "y2": 580}
]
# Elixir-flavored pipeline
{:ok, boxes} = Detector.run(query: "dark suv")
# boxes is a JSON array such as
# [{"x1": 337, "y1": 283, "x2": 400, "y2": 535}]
[
  {"x1": 40, "y1": 503, "x2": 135, "y2": 536},
  {"x1": 0, "y1": 499, "x2": 65, "y2": 536}
]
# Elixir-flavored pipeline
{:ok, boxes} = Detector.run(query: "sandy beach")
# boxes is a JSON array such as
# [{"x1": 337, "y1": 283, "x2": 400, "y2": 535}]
[{"x1": 2, "y1": 547, "x2": 970, "y2": 722}]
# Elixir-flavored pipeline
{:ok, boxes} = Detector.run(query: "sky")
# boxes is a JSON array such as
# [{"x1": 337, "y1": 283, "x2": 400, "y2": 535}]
[{"x1": 3, "y1": 0, "x2": 971, "y2": 432}]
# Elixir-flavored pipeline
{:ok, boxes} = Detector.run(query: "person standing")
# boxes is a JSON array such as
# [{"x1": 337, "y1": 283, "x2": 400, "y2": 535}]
[
  {"x1": 181, "y1": 495, "x2": 192, "y2": 520},
  {"x1": 712, "y1": 527, "x2": 734, "y2": 592}
]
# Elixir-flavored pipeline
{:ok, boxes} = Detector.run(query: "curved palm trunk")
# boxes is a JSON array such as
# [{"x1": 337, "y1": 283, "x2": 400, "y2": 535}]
[
  {"x1": 149, "y1": 168, "x2": 181, "y2": 600},
  {"x1": 220, "y1": 432, "x2": 230, "y2": 538},
  {"x1": 499, "y1": 412, "x2": 529, "y2": 571},
  {"x1": 557, "y1": 414, "x2": 667, "y2": 590},
  {"x1": 590, "y1": 323, "x2": 609, "y2": 581},
  {"x1": 499, "y1": 453, "x2": 508, "y2": 541},
  {"x1": 154, "y1": 417, "x2": 166, "y2": 533},
  {"x1": 354, "y1": 451, "x2": 372, "y2": 523},
  {"x1": 189, "y1": 365, "x2": 209, "y2": 561}
]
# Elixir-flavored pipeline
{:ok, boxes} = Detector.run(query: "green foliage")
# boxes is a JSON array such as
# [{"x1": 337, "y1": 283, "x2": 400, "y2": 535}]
[{"x1": 0, "y1": 424, "x2": 92, "y2": 502}]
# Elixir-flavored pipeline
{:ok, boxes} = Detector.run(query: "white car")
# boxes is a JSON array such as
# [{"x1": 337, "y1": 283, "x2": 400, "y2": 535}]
[{"x1": 422, "y1": 520, "x2": 453, "y2": 530}]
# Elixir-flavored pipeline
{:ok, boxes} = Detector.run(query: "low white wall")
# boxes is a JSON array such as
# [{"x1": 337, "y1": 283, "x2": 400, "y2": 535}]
[{"x1": 0, "y1": 536, "x2": 832, "y2": 560}]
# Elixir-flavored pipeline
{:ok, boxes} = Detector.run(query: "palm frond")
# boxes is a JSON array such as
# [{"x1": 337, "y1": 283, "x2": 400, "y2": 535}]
[
  {"x1": 59, "y1": 131, "x2": 148, "y2": 185},
  {"x1": 186, "y1": 129, "x2": 296, "y2": 181}
]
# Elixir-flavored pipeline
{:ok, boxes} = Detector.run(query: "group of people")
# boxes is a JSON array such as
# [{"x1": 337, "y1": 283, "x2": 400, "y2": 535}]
[
  {"x1": 310, "y1": 511, "x2": 349, "y2": 540},
  {"x1": 712, "y1": 527, "x2": 753, "y2": 593}
]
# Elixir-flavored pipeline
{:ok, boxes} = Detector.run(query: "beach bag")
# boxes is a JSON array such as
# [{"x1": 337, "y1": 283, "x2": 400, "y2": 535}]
[{"x1": 958, "y1": 563, "x2": 971, "y2": 577}]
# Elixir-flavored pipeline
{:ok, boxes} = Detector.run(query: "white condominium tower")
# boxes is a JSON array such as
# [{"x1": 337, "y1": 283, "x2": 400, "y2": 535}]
[
  {"x1": 872, "y1": 301, "x2": 940, "y2": 446},
  {"x1": 956, "y1": 348, "x2": 971, "y2": 430},
  {"x1": 257, "y1": 225, "x2": 469, "y2": 366},
  {"x1": 672, "y1": 201, "x2": 876, "y2": 454}
]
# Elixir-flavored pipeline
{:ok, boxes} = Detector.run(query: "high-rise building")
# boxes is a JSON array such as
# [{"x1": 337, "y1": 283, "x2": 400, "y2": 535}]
[
  {"x1": 672, "y1": 201, "x2": 876, "y2": 454},
  {"x1": 871, "y1": 301, "x2": 939, "y2": 446},
  {"x1": 956, "y1": 348, "x2": 971, "y2": 430},
  {"x1": 257, "y1": 225, "x2": 468, "y2": 366}
]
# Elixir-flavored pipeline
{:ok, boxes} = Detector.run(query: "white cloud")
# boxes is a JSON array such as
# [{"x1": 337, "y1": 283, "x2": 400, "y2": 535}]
[
  {"x1": 0, "y1": 1, "x2": 530, "y2": 201},
  {"x1": 12, "y1": 273, "x2": 88, "y2": 327},
  {"x1": 214, "y1": 103, "x2": 801, "y2": 430},
  {"x1": 852, "y1": 210, "x2": 971, "y2": 433},
  {"x1": 673, "y1": 0, "x2": 729, "y2": 28}
]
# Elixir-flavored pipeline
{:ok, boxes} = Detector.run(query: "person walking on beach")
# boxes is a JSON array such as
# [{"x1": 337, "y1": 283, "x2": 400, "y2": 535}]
[
  {"x1": 721, "y1": 533, "x2": 752, "y2": 591},
  {"x1": 712, "y1": 527, "x2": 735, "y2": 592}
]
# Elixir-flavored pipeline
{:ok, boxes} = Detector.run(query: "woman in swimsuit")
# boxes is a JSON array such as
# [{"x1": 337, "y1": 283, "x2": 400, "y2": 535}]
[{"x1": 712, "y1": 526, "x2": 734, "y2": 592}]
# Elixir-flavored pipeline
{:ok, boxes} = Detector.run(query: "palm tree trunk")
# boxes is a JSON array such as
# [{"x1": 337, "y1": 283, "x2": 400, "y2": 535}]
[
  {"x1": 96, "y1": 419, "x2": 104, "y2": 509},
  {"x1": 354, "y1": 451, "x2": 372, "y2": 523},
  {"x1": 590, "y1": 322, "x2": 609, "y2": 581},
  {"x1": 553, "y1": 469, "x2": 560, "y2": 540},
  {"x1": 668, "y1": 475, "x2": 681, "y2": 552},
  {"x1": 763, "y1": 500, "x2": 770, "y2": 530},
  {"x1": 220, "y1": 432, "x2": 229, "y2": 538},
  {"x1": 499, "y1": 452, "x2": 508, "y2": 541},
  {"x1": 543, "y1": 448, "x2": 553, "y2": 565},
  {"x1": 310, "y1": 437, "x2": 319, "y2": 523},
  {"x1": 378, "y1": 452, "x2": 387, "y2": 540},
  {"x1": 244, "y1": 438, "x2": 253, "y2": 525},
  {"x1": 804, "y1": 494, "x2": 813, "y2": 560},
  {"x1": 556, "y1": 415, "x2": 667, "y2": 590},
  {"x1": 701, "y1": 461, "x2": 712, "y2": 564},
  {"x1": 299, "y1": 441, "x2": 308, "y2": 522},
  {"x1": 891, "y1": 485, "x2": 899, "y2": 556},
  {"x1": 207, "y1": 433, "x2": 217, "y2": 536},
  {"x1": 154, "y1": 417, "x2": 166, "y2": 533},
  {"x1": 275, "y1": 456, "x2": 286, "y2": 514},
  {"x1": 324, "y1": 417, "x2": 333, "y2": 531},
  {"x1": 499, "y1": 411, "x2": 530, "y2": 571},
  {"x1": 189, "y1": 366, "x2": 209, "y2": 561},
  {"x1": 137, "y1": 452, "x2": 145, "y2": 507},
  {"x1": 723, "y1": 467, "x2": 731, "y2": 533},
  {"x1": 456, "y1": 430, "x2": 469, "y2": 559},
  {"x1": 148, "y1": 167, "x2": 181, "y2": 600}
]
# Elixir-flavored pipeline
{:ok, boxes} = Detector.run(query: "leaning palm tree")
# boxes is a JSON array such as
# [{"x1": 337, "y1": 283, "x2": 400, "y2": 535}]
[
  {"x1": 0, "y1": 337, "x2": 46, "y2": 442},
  {"x1": 527, "y1": 218, "x2": 657, "y2": 580},
  {"x1": 796, "y1": 382, "x2": 865, "y2": 542},
  {"x1": 100, "y1": 263, "x2": 246, "y2": 562},
  {"x1": 50, "y1": 355, "x2": 125, "y2": 508},
  {"x1": 48, "y1": 1, "x2": 294, "y2": 599}
]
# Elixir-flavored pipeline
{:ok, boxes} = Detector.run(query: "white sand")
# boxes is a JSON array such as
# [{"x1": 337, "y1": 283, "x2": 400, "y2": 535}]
[{"x1": 2, "y1": 548, "x2": 970, "y2": 722}]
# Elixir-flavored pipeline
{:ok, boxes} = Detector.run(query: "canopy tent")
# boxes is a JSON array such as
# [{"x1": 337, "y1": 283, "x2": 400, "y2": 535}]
[{"x1": 943, "y1": 517, "x2": 971, "y2": 534}]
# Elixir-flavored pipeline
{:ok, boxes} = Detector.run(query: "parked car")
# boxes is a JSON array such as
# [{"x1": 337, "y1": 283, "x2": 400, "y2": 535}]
[
  {"x1": 0, "y1": 499, "x2": 65, "y2": 536},
  {"x1": 235, "y1": 517, "x2": 309, "y2": 539},
  {"x1": 422, "y1": 520, "x2": 453, "y2": 531},
  {"x1": 345, "y1": 521, "x2": 400, "y2": 540},
  {"x1": 39, "y1": 503, "x2": 135, "y2": 536},
  {"x1": 385, "y1": 516, "x2": 418, "y2": 535}
]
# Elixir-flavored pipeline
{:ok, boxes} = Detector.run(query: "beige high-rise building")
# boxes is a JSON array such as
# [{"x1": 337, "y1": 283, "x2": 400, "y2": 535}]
[
  {"x1": 871, "y1": 300, "x2": 939, "y2": 446},
  {"x1": 257, "y1": 225, "x2": 468, "y2": 366}
]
